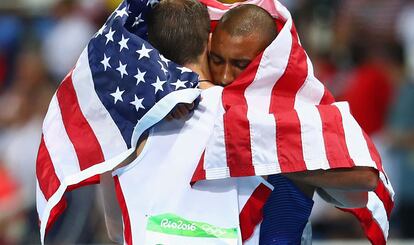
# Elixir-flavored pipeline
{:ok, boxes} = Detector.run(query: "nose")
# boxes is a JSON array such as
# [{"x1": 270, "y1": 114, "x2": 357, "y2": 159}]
[{"x1": 219, "y1": 64, "x2": 235, "y2": 87}]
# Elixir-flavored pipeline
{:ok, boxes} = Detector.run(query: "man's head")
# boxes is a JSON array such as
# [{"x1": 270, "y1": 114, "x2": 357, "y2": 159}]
[
  {"x1": 209, "y1": 4, "x2": 277, "y2": 86},
  {"x1": 147, "y1": 0, "x2": 210, "y2": 66}
]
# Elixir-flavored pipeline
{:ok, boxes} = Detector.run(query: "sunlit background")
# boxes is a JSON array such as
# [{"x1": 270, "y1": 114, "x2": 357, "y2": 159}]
[{"x1": 0, "y1": 0, "x2": 413, "y2": 244}]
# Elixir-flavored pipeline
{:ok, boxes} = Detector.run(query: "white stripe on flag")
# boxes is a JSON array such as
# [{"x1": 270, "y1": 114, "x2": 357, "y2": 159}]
[
  {"x1": 244, "y1": 13, "x2": 293, "y2": 114},
  {"x1": 42, "y1": 96, "x2": 81, "y2": 178},
  {"x1": 367, "y1": 191, "x2": 389, "y2": 238},
  {"x1": 379, "y1": 172, "x2": 395, "y2": 201},
  {"x1": 296, "y1": 105, "x2": 330, "y2": 170},
  {"x1": 36, "y1": 180, "x2": 47, "y2": 219},
  {"x1": 72, "y1": 49, "x2": 128, "y2": 160},
  {"x1": 204, "y1": 105, "x2": 231, "y2": 179},
  {"x1": 335, "y1": 102, "x2": 377, "y2": 168},
  {"x1": 294, "y1": 56, "x2": 325, "y2": 107},
  {"x1": 248, "y1": 113, "x2": 280, "y2": 175}
]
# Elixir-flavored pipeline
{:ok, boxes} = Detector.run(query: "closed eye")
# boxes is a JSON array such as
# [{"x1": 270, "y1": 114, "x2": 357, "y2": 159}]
[
  {"x1": 232, "y1": 59, "x2": 251, "y2": 70},
  {"x1": 209, "y1": 53, "x2": 224, "y2": 65}
]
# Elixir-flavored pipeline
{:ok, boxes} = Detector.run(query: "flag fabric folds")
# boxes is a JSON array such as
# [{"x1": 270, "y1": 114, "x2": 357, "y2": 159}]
[
  {"x1": 194, "y1": 0, "x2": 395, "y2": 244},
  {"x1": 35, "y1": 0, "x2": 395, "y2": 244},
  {"x1": 36, "y1": 0, "x2": 201, "y2": 243}
]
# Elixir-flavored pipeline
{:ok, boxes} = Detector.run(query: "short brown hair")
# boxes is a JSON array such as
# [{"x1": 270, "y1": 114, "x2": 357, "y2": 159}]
[{"x1": 147, "y1": 0, "x2": 210, "y2": 65}]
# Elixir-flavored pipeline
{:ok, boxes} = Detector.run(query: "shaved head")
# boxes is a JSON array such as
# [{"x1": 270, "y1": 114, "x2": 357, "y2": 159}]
[{"x1": 214, "y1": 4, "x2": 277, "y2": 49}]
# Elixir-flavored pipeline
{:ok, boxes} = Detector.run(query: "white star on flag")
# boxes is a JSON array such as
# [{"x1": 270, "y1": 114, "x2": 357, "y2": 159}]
[
  {"x1": 95, "y1": 23, "x2": 107, "y2": 38},
  {"x1": 116, "y1": 61, "x2": 128, "y2": 78},
  {"x1": 130, "y1": 95, "x2": 145, "y2": 111},
  {"x1": 134, "y1": 68, "x2": 146, "y2": 85},
  {"x1": 171, "y1": 79, "x2": 187, "y2": 90},
  {"x1": 115, "y1": 7, "x2": 129, "y2": 18},
  {"x1": 177, "y1": 66, "x2": 193, "y2": 74},
  {"x1": 105, "y1": 28, "x2": 115, "y2": 45},
  {"x1": 110, "y1": 87, "x2": 124, "y2": 104},
  {"x1": 158, "y1": 61, "x2": 168, "y2": 75},
  {"x1": 160, "y1": 54, "x2": 170, "y2": 65},
  {"x1": 136, "y1": 44, "x2": 152, "y2": 60},
  {"x1": 132, "y1": 14, "x2": 144, "y2": 27},
  {"x1": 101, "y1": 54, "x2": 111, "y2": 71},
  {"x1": 152, "y1": 77, "x2": 166, "y2": 94},
  {"x1": 118, "y1": 35, "x2": 129, "y2": 52}
]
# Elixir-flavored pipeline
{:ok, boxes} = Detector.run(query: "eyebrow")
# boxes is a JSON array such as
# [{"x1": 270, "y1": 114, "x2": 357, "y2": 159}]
[{"x1": 210, "y1": 52, "x2": 251, "y2": 63}]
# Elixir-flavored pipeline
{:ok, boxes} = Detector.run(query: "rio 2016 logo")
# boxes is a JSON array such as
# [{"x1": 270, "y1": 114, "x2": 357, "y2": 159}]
[{"x1": 160, "y1": 218, "x2": 197, "y2": 231}]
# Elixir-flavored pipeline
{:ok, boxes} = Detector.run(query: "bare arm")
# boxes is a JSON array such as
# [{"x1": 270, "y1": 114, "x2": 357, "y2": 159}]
[
  {"x1": 98, "y1": 134, "x2": 148, "y2": 243},
  {"x1": 284, "y1": 167, "x2": 379, "y2": 191},
  {"x1": 284, "y1": 167, "x2": 377, "y2": 208},
  {"x1": 315, "y1": 187, "x2": 368, "y2": 208},
  {"x1": 98, "y1": 172, "x2": 123, "y2": 244}
]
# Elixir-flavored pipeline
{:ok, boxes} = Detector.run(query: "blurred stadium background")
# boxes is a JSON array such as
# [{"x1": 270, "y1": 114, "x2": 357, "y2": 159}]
[{"x1": 1, "y1": 0, "x2": 414, "y2": 244}]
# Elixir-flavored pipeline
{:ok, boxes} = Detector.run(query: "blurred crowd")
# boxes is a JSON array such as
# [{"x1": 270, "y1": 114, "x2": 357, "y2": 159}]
[{"x1": 1, "y1": 0, "x2": 414, "y2": 244}]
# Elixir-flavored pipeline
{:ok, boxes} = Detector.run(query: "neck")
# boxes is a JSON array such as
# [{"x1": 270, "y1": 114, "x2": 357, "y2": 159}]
[{"x1": 184, "y1": 52, "x2": 214, "y2": 90}]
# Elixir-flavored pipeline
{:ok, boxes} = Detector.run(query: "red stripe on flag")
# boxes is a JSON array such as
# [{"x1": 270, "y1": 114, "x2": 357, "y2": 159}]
[
  {"x1": 36, "y1": 136, "x2": 61, "y2": 200},
  {"x1": 363, "y1": 131, "x2": 384, "y2": 172},
  {"x1": 45, "y1": 198, "x2": 67, "y2": 235},
  {"x1": 56, "y1": 71, "x2": 105, "y2": 170},
  {"x1": 269, "y1": 24, "x2": 307, "y2": 113},
  {"x1": 114, "y1": 176, "x2": 132, "y2": 245},
  {"x1": 318, "y1": 105, "x2": 355, "y2": 169},
  {"x1": 221, "y1": 53, "x2": 264, "y2": 177},
  {"x1": 224, "y1": 106, "x2": 255, "y2": 176},
  {"x1": 375, "y1": 180, "x2": 394, "y2": 219},
  {"x1": 239, "y1": 183, "x2": 272, "y2": 242},
  {"x1": 274, "y1": 111, "x2": 307, "y2": 172},
  {"x1": 270, "y1": 24, "x2": 308, "y2": 172},
  {"x1": 67, "y1": 175, "x2": 100, "y2": 191},
  {"x1": 319, "y1": 88, "x2": 335, "y2": 105},
  {"x1": 210, "y1": 20, "x2": 219, "y2": 33},
  {"x1": 340, "y1": 207, "x2": 386, "y2": 245},
  {"x1": 191, "y1": 151, "x2": 206, "y2": 184}
]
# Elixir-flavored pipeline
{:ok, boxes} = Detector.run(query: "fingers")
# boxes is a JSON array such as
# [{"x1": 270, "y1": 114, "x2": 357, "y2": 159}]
[{"x1": 166, "y1": 103, "x2": 194, "y2": 121}]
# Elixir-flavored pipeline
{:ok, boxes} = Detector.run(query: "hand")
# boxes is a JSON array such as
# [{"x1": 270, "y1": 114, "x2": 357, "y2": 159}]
[{"x1": 166, "y1": 102, "x2": 195, "y2": 121}]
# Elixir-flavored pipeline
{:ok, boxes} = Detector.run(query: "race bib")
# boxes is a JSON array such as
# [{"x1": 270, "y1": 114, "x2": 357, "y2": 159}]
[{"x1": 145, "y1": 213, "x2": 239, "y2": 245}]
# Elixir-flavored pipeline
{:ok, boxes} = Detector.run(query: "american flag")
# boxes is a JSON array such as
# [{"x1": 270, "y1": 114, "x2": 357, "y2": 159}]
[
  {"x1": 193, "y1": 0, "x2": 395, "y2": 244},
  {"x1": 36, "y1": 0, "x2": 201, "y2": 242}
]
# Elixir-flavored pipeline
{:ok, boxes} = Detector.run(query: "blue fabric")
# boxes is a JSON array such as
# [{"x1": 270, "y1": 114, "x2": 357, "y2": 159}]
[{"x1": 260, "y1": 175, "x2": 314, "y2": 245}]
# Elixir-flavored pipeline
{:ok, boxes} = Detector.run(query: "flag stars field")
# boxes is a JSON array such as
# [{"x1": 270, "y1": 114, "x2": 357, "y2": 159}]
[
  {"x1": 137, "y1": 44, "x2": 152, "y2": 59},
  {"x1": 110, "y1": 87, "x2": 125, "y2": 104},
  {"x1": 115, "y1": 6, "x2": 129, "y2": 19},
  {"x1": 135, "y1": 68, "x2": 146, "y2": 85},
  {"x1": 101, "y1": 54, "x2": 111, "y2": 71},
  {"x1": 105, "y1": 28, "x2": 115, "y2": 45},
  {"x1": 158, "y1": 61, "x2": 168, "y2": 75},
  {"x1": 116, "y1": 61, "x2": 128, "y2": 78},
  {"x1": 177, "y1": 66, "x2": 192, "y2": 74},
  {"x1": 152, "y1": 77, "x2": 166, "y2": 94},
  {"x1": 172, "y1": 79, "x2": 187, "y2": 90},
  {"x1": 132, "y1": 14, "x2": 144, "y2": 27},
  {"x1": 119, "y1": 35, "x2": 130, "y2": 52},
  {"x1": 130, "y1": 95, "x2": 145, "y2": 112}
]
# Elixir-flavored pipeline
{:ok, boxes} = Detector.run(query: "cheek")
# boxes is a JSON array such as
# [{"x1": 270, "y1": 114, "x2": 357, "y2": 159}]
[
  {"x1": 209, "y1": 60, "x2": 221, "y2": 84},
  {"x1": 232, "y1": 68, "x2": 244, "y2": 80}
]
